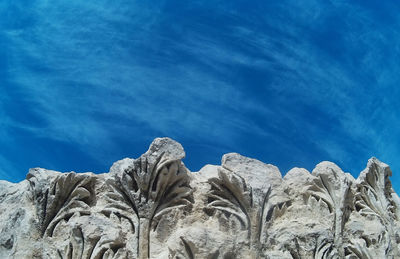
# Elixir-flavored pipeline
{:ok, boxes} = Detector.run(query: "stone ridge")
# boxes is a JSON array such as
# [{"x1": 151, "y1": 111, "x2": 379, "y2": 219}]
[{"x1": 0, "y1": 137, "x2": 399, "y2": 258}]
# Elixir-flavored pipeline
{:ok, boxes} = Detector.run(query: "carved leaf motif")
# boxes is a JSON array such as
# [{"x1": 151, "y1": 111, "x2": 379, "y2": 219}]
[
  {"x1": 355, "y1": 162, "x2": 395, "y2": 223},
  {"x1": 314, "y1": 238, "x2": 339, "y2": 259},
  {"x1": 207, "y1": 168, "x2": 291, "y2": 249},
  {"x1": 88, "y1": 237, "x2": 127, "y2": 259},
  {"x1": 103, "y1": 210, "x2": 136, "y2": 234},
  {"x1": 104, "y1": 154, "x2": 193, "y2": 222},
  {"x1": 344, "y1": 239, "x2": 374, "y2": 259},
  {"x1": 284, "y1": 237, "x2": 301, "y2": 259},
  {"x1": 57, "y1": 227, "x2": 84, "y2": 259},
  {"x1": 207, "y1": 168, "x2": 252, "y2": 232},
  {"x1": 29, "y1": 172, "x2": 94, "y2": 237},
  {"x1": 306, "y1": 169, "x2": 352, "y2": 216},
  {"x1": 57, "y1": 223, "x2": 129, "y2": 259},
  {"x1": 102, "y1": 175, "x2": 140, "y2": 230},
  {"x1": 149, "y1": 162, "x2": 193, "y2": 225},
  {"x1": 259, "y1": 185, "x2": 291, "y2": 241},
  {"x1": 305, "y1": 168, "x2": 353, "y2": 258},
  {"x1": 354, "y1": 159, "x2": 399, "y2": 257},
  {"x1": 177, "y1": 237, "x2": 195, "y2": 259},
  {"x1": 103, "y1": 153, "x2": 193, "y2": 259}
]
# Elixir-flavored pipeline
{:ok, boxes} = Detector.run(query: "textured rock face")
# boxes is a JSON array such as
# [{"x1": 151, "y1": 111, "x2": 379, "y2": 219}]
[{"x1": 1, "y1": 138, "x2": 400, "y2": 258}]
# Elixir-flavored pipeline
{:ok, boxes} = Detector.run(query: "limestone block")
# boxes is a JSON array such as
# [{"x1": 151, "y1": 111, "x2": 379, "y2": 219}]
[{"x1": 0, "y1": 138, "x2": 399, "y2": 258}]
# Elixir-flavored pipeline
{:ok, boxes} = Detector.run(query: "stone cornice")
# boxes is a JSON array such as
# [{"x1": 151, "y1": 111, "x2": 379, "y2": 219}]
[{"x1": 0, "y1": 138, "x2": 399, "y2": 258}]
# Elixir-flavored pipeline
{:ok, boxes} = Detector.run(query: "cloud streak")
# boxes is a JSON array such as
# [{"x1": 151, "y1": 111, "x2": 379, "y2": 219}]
[{"x1": 1, "y1": 1, "x2": 400, "y2": 191}]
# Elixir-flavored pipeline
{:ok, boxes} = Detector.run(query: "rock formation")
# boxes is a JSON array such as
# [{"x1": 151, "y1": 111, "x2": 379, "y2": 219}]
[{"x1": 0, "y1": 137, "x2": 399, "y2": 258}]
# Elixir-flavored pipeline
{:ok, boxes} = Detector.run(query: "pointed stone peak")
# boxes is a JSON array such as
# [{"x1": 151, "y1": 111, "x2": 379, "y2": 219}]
[
  {"x1": 357, "y1": 156, "x2": 393, "y2": 193},
  {"x1": 221, "y1": 152, "x2": 282, "y2": 191},
  {"x1": 146, "y1": 137, "x2": 185, "y2": 161},
  {"x1": 109, "y1": 137, "x2": 185, "y2": 177}
]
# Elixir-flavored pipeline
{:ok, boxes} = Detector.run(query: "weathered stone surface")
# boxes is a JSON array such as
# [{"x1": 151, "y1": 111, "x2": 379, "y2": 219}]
[{"x1": 0, "y1": 137, "x2": 399, "y2": 258}]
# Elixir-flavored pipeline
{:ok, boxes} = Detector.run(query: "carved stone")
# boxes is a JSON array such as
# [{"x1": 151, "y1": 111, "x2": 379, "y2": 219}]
[{"x1": 0, "y1": 137, "x2": 399, "y2": 258}]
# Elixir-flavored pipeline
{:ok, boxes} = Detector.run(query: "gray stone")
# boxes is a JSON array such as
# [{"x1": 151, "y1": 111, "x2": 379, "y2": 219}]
[{"x1": 0, "y1": 138, "x2": 399, "y2": 258}]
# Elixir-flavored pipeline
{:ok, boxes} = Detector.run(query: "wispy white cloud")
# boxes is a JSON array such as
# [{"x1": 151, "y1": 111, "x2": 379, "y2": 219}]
[
  {"x1": 0, "y1": 154, "x2": 18, "y2": 182},
  {"x1": 1, "y1": 0, "x2": 400, "y2": 189}
]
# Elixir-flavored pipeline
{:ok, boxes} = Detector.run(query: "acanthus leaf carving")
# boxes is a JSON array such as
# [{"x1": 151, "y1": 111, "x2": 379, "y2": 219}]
[
  {"x1": 206, "y1": 167, "x2": 291, "y2": 253},
  {"x1": 28, "y1": 171, "x2": 95, "y2": 237},
  {"x1": 344, "y1": 238, "x2": 374, "y2": 259},
  {"x1": 355, "y1": 160, "x2": 395, "y2": 222},
  {"x1": 103, "y1": 152, "x2": 193, "y2": 259},
  {"x1": 313, "y1": 237, "x2": 338, "y2": 259},
  {"x1": 57, "y1": 226, "x2": 84, "y2": 259},
  {"x1": 305, "y1": 166, "x2": 353, "y2": 258},
  {"x1": 353, "y1": 158, "x2": 399, "y2": 257},
  {"x1": 207, "y1": 168, "x2": 253, "y2": 234},
  {"x1": 57, "y1": 225, "x2": 128, "y2": 259}
]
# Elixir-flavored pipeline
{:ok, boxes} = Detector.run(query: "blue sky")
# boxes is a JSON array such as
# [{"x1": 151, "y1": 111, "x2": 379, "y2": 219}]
[{"x1": 1, "y1": 1, "x2": 400, "y2": 191}]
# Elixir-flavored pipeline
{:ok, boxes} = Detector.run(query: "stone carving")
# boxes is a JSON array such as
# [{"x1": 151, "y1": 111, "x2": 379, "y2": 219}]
[
  {"x1": 103, "y1": 150, "x2": 193, "y2": 258},
  {"x1": 0, "y1": 137, "x2": 400, "y2": 258},
  {"x1": 206, "y1": 167, "x2": 290, "y2": 254},
  {"x1": 304, "y1": 164, "x2": 353, "y2": 258},
  {"x1": 349, "y1": 158, "x2": 400, "y2": 258},
  {"x1": 27, "y1": 171, "x2": 95, "y2": 237}
]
